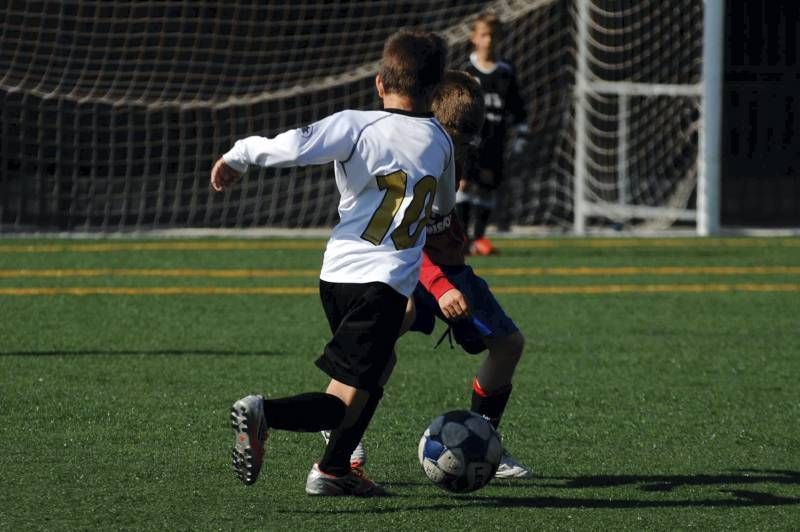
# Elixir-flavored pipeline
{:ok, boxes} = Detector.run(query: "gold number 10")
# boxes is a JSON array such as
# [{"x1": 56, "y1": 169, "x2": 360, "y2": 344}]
[{"x1": 360, "y1": 170, "x2": 437, "y2": 250}]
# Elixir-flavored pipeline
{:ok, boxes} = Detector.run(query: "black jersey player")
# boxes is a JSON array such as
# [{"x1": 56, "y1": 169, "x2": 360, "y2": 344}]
[{"x1": 460, "y1": 11, "x2": 528, "y2": 255}]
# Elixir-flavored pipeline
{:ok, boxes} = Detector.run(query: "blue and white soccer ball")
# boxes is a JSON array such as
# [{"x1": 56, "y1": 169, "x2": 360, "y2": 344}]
[{"x1": 418, "y1": 410, "x2": 503, "y2": 493}]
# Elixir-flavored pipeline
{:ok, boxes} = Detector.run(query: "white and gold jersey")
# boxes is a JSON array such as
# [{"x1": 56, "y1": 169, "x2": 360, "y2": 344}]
[{"x1": 222, "y1": 108, "x2": 455, "y2": 296}]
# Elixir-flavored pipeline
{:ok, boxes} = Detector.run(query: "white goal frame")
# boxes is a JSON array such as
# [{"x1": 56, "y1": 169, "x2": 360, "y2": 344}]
[{"x1": 572, "y1": 0, "x2": 724, "y2": 235}]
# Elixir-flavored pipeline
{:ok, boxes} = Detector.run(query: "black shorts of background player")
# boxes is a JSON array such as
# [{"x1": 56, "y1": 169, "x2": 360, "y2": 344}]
[{"x1": 460, "y1": 11, "x2": 528, "y2": 255}]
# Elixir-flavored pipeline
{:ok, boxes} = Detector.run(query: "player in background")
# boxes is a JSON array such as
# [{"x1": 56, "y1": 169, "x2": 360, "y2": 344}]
[
  {"x1": 211, "y1": 29, "x2": 453, "y2": 496},
  {"x1": 460, "y1": 11, "x2": 528, "y2": 255}
]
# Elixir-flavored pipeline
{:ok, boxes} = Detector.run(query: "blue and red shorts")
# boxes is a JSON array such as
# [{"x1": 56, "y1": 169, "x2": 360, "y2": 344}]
[{"x1": 410, "y1": 265, "x2": 519, "y2": 354}]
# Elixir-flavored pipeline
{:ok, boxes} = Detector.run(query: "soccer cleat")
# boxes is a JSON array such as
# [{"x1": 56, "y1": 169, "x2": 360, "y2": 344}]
[
  {"x1": 494, "y1": 450, "x2": 533, "y2": 479},
  {"x1": 470, "y1": 236, "x2": 498, "y2": 256},
  {"x1": 320, "y1": 430, "x2": 367, "y2": 469},
  {"x1": 305, "y1": 463, "x2": 387, "y2": 496},
  {"x1": 230, "y1": 394, "x2": 269, "y2": 485}
]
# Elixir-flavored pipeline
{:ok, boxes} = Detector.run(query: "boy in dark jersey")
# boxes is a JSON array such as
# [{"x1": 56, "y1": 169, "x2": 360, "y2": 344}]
[{"x1": 460, "y1": 11, "x2": 528, "y2": 255}]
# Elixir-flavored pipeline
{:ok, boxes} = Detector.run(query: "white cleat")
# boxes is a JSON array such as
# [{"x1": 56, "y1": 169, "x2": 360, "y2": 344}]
[
  {"x1": 230, "y1": 394, "x2": 269, "y2": 485},
  {"x1": 320, "y1": 430, "x2": 367, "y2": 469},
  {"x1": 305, "y1": 463, "x2": 386, "y2": 496},
  {"x1": 494, "y1": 450, "x2": 533, "y2": 479}
]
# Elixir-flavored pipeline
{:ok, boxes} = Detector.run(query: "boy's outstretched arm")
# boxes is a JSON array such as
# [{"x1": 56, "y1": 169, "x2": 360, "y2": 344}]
[{"x1": 210, "y1": 111, "x2": 358, "y2": 192}]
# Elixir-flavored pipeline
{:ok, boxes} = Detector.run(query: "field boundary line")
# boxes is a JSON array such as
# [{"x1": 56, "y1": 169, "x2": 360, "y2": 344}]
[
  {"x1": 492, "y1": 283, "x2": 800, "y2": 294},
  {"x1": 1, "y1": 237, "x2": 799, "y2": 254},
  {"x1": 2, "y1": 283, "x2": 800, "y2": 296},
  {"x1": 0, "y1": 287, "x2": 317, "y2": 296},
  {"x1": 2, "y1": 266, "x2": 800, "y2": 278},
  {"x1": 0, "y1": 241, "x2": 324, "y2": 253},
  {"x1": 0, "y1": 268, "x2": 319, "y2": 278}
]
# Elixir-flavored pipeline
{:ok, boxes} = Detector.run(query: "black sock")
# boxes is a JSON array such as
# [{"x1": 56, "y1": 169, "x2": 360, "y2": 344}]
[
  {"x1": 318, "y1": 387, "x2": 384, "y2": 476},
  {"x1": 470, "y1": 378, "x2": 511, "y2": 430},
  {"x1": 262, "y1": 392, "x2": 345, "y2": 432},
  {"x1": 456, "y1": 201, "x2": 472, "y2": 240},
  {"x1": 474, "y1": 206, "x2": 492, "y2": 240}
]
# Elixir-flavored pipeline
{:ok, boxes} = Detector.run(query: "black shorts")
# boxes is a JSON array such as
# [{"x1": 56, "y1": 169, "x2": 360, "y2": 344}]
[
  {"x1": 315, "y1": 280, "x2": 406, "y2": 390},
  {"x1": 477, "y1": 146, "x2": 505, "y2": 190}
]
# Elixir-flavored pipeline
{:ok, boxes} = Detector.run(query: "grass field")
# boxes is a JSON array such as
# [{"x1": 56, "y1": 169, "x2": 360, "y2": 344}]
[{"x1": 2, "y1": 236, "x2": 799, "y2": 530}]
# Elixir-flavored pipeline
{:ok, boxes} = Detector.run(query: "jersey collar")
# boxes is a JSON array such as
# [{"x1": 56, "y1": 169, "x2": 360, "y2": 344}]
[
  {"x1": 469, "y1": 52, "x2": 498, "y2": 75},
  {"x1": 383, "y1": 108, "x2": 434, "y2": 118}
]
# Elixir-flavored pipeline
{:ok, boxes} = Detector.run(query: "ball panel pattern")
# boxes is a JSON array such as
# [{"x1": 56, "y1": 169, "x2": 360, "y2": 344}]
[
  {"x1": 441, "y1": 421, "x2": 470, "y2": 448},
  {"x1": 418, "y1": 410, "x2": 503, "y2": 493}
]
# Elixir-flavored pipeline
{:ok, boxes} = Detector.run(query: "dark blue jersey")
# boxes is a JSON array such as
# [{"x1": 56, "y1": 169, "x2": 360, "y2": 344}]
[{"x1": 465, "y1": 53, "x2": 527, "y2": 178}]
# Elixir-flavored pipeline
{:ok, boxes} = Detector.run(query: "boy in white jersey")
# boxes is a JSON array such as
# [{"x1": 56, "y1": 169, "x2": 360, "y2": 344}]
[
  {"x1": 210, "y1": 30, "x2": 453, "y2": 496},
  {"x1": 326, "y1": 71, "x2": 531, "y2": 480}
]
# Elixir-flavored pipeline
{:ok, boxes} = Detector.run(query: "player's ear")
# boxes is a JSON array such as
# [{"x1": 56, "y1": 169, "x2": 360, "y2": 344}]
[{"x1": 375, "y1": 74, "x2": 385, "y2": 98}]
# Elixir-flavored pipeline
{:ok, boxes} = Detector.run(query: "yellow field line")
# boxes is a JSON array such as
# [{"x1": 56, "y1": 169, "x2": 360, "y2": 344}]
[
  {"x1": 0, "y1": 287, "x2": 318, "y2": 296},
  {"x1": 480, "y1": 266, "x2": 800, "y2": 276},
  {"x1": 2, "y1": 283, "x2": 799, "y2": 296},
  {"x1": 492, "y1": 283, "x2": 800, "y2": 294},
  {"x1": 1, "y1": 238, "x2": 798, "y2": 253},
  {"x1": 499, "y1": 239, "x2": 800, "y2": 249},
  {"x1": 1, "y1": 266, "x2": 800, "y2": 278},
  {"x1": 0, "y1": 268, "x2": 319, "y2": 278}
]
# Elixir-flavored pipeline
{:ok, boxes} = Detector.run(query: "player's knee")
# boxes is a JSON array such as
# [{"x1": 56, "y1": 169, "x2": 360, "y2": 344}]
[{"x1": 497, "y1": 330, "x2": 524, "y2": 363}]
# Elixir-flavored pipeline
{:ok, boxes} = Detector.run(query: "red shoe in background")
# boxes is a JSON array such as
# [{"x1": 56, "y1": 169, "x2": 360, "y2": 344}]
[{"x1": 470, "y1": 237, "x2": 498, "y2": 256}]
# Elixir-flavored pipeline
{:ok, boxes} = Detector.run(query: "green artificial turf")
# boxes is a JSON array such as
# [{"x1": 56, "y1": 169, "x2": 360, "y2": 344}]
[{"x1": 1, "y1": 236, "x2": 799, "y2": 530}]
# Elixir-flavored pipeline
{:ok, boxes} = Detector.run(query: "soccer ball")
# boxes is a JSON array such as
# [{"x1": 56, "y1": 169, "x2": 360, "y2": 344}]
[{"x1": 418, "y1": 410, "x2": 502, "y2": 493}]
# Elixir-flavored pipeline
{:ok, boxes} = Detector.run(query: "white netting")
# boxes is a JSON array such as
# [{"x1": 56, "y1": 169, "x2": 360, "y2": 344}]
[
  {"x1": 0, "y1": 0, "x2": 703, "y2": 232},
  {"x1": 572, "y1": 0, "x2": 704, "y2": 230}
]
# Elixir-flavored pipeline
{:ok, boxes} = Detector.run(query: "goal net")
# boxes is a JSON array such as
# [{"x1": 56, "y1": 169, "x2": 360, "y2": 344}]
[
  {"x1": 0, "y1": 0, "x2": 705, "y2": 233},
  {"x1": 570, "y1": 0, "x2": 705, "y2": 233}
]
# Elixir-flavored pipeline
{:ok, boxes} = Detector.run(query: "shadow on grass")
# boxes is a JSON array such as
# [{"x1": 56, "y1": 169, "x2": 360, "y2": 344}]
[
  {"x1": 0, "y1": 349, "x2": 281, "y2": 357},
  {"x1": 537, "y1": 469, "x2": 800, "y2": 492},
  {"x1": 287, "y1": 469, "x2": 800, "y2": 514}
]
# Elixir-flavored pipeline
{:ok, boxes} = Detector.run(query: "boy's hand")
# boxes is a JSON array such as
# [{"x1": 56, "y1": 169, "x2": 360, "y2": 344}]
[
  {"x1": 438, "y1": 288, "x2": 470, "y2": 320},
  {"x1": 210, "y1": 158, "x2": 242, "y2": 192}
]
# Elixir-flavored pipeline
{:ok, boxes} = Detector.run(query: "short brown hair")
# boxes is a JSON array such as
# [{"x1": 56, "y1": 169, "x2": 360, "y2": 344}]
[
  {"x1": 431, "y1": 70, "x2": 485, "y2": 139},
  {"x1": 472, "y1": 11, "x2": 503, "y2": 34},
  {"x1": 379, "y1": 30, "x2": 447, "y2": 101}
]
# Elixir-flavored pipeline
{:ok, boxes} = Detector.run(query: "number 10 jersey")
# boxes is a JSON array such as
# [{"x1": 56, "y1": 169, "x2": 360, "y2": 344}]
[{"x1": 222, "y1": 108, "x2": 455, "y2": 297}]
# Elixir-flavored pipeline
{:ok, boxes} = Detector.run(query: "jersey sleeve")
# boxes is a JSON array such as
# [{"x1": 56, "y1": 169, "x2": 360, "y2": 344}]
[
  {"x1": 222, "y1": 111, "x2": 358, "y2": 173},
  {"x1": 432, "y1": 145, "x2": 456, "y2": 215},
  {"x1": 419, "y1": 250, "x2": 456, "y2": 301}
]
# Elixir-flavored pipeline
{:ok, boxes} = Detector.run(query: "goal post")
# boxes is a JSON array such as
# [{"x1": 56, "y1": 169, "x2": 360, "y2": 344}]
[
  {"x1": 571, "y1": 0, "x2": 721, "y2": 235},
  {"x1": 698, "y1": 0, "x2": 724, "y2": 236}
]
